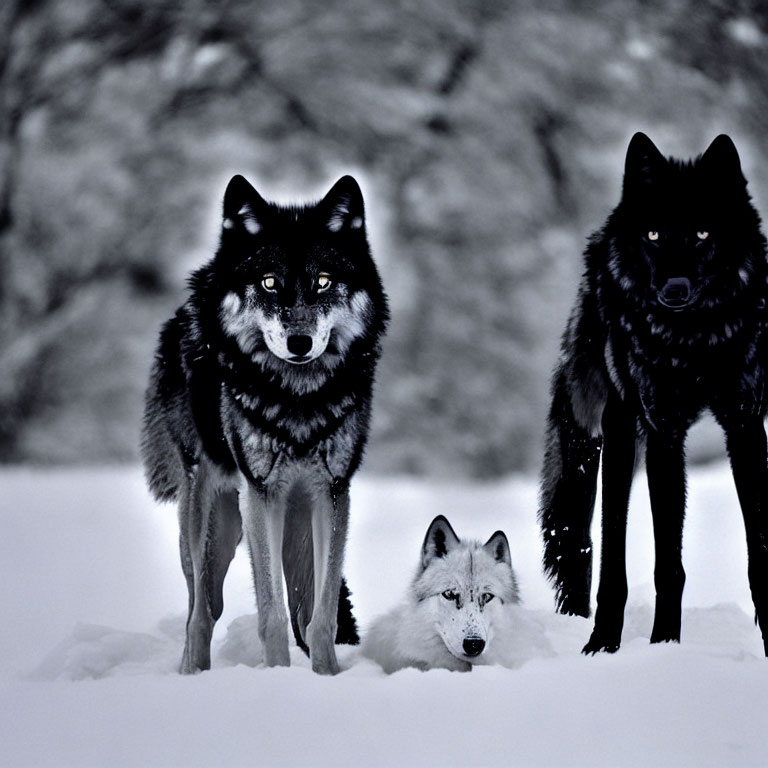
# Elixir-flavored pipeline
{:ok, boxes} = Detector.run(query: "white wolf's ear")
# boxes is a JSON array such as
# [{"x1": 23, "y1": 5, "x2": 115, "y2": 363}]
[
  {"x1": 623, "y1": 132, "x2": 666, "y2": 194},
  {"x1": 319, "y1": 175, "x2": 365, "y2": 234},
  {"x1": 421, "y1": 515, "x2": 460, "y2": 568},
  {"x1": 483, "y1": 530, "x2": 511, "y2": 566},
  {"x1": 222, "y1": 175, "x2": 268, "y2": 235},
  {"x1": 700, "y1": 134, "x2": 747, "y2": 188}
]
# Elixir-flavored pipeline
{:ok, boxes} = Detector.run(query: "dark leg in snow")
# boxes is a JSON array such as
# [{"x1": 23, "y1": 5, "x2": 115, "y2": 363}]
[
  {"x1": 583, "y1": 392, "x2": 634, "y2": 654},
  {"x1": 721, "y1": 417, "x2": 768, "y2": 656},
  {"x1": 645, "y1": 428, "x2": 687, "y2": 645}
]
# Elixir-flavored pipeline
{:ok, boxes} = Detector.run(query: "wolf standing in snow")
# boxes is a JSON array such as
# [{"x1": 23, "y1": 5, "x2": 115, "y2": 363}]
[
  {"x1": 540, "y1": 133, "x2": 768, "y2": 655},
  {"x1": 363, "y1": 516, "x2": 520, "y2": 672},
  {"x1": 141, "y1": 174, "x2": 388, "y2": 674}
]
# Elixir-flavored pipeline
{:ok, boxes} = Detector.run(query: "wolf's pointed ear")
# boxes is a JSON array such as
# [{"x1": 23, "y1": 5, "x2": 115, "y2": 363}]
[
  {"x1": 222, "y1": 175, "x2": 268, "y2": 235},
  {"x1": 700, "y1": 134, "x2": 747, "y2": 188},
  {"x1": 421, "y1": 515, "x2": 460, "y2": 568},
  {"x1": 483, "y1": 530, "x2": 512, "y2": 566},
  {"x1": 623, "y1": 132, "x2": 666, "y2": 194},
  {"x1": 319, "y1": 175, "x2": 365, "y2": 234}
]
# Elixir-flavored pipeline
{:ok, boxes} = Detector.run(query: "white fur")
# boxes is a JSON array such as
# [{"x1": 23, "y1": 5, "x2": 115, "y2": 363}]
[
  {"x1": 327, "y1": 196, "x2": 350, "y2": 232},
  {"x1": 236, "y1": 204, "x2": 261, "y2": 235},
  {"x1": 219, "y1": 286, "x2": 372, "y2": 364}
]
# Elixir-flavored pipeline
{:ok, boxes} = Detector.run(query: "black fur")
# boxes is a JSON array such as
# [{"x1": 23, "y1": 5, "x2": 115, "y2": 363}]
[
  {"x1": 142, "y1": 174, "x2": 387, "y2": 670},
  {"x1": 540, "y1": 133, "x2": 768, "y2": 655}
]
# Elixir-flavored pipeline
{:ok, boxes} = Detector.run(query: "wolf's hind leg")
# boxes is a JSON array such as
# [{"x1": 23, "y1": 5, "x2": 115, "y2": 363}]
[
  {"x1": 243, "y1": 484, "x2": 290, "y2": 666},
  {"x1": 721, "y1": 417, "x2": 768, "y2": 656},
  {"x1": 305, "y1": 481, "x2": 350, "y2": 675},
  {"x1": 283, "y1": 486, "x2": 360, "y2": 654},
  {"x1": 180, "y1": 465, "x2": 241, "y2": 674}
]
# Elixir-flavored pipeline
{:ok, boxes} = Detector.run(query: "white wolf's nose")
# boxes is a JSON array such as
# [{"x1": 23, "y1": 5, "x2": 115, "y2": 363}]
[{"x1": 463, "y1": 637, "x2": 485, "y2": 657}]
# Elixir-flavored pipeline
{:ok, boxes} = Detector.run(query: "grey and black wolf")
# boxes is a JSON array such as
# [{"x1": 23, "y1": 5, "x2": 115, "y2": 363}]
[
  {"x1": 363, "y1": 515, "x2": 520, "y2": 672},
  {"x1": 141, "y1": 174, "x2": 388, "y2": 674},
  {"x1": 540, "y1": 132, "x2": 768, "y2": 655}
]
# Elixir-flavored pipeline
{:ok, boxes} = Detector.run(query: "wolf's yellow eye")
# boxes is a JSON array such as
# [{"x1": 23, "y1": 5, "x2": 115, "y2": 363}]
[
  {"x1": 262, "y1": 274, "x2": 277, "y2": 293},
  {"x1": 697, "y1": 231, "x2": 709, "y2": 240},
  {"x1": 317, "y1": 273, "x2": 332, "y2": 292},
  {"x1": 647, "y1": 231, "x2": 659, "y2": 241}
]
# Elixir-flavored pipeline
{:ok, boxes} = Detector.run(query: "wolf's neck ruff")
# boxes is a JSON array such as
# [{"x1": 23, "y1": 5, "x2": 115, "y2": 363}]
[{"x1": 216, "y1": 335, "x2": 370, "y2": 456}]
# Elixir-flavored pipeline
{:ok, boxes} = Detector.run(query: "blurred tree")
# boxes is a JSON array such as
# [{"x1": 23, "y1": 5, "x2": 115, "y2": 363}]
[{"x1": 1, "y1": 0, "x2": 767, "y2": 474}]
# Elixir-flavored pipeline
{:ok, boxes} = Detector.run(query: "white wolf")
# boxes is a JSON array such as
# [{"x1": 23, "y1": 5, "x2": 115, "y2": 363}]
[{"x1": 362, "y1": 515, "x2": 521, "y2": 673}]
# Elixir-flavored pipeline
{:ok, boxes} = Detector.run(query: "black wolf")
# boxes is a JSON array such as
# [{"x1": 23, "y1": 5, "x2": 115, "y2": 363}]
[
  {"x1": 540, "y1": 132, "x2": 768, "y2": 655},
  {"x1": 141, "y1": 174, "x2": 388, "y2": 674}
]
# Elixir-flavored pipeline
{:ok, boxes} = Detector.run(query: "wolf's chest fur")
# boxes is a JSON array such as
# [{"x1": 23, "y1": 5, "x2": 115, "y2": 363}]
[{"x1": 220, "y1": 382, "x2": 363, "y2": 485}]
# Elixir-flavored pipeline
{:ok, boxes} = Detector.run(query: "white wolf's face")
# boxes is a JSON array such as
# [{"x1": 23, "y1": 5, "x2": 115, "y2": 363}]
[{"x1": 415, "y1": 516, "x2": 519, "y2": 664}]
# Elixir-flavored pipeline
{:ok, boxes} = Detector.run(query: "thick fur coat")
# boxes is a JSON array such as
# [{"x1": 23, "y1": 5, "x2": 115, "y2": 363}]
[
  {"x1": 142, "y1": 174, "x2": 388, "y2": 674},
  {"x1": 540, "y1": 133, "x2": 768, "y2": 655}
]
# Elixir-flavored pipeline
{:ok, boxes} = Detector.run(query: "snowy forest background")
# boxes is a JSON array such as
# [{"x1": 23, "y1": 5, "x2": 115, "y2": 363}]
[{"x1": 3, "y1": 0, "x2": 768, "y2": 478}]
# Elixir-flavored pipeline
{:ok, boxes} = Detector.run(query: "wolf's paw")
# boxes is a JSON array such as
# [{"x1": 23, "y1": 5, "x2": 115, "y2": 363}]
[
  {"x1": 311, "y1": 653, "x2": 340, "y2": 675},
  {"x1": 558, "y1": 592, "x2": 591, "y2": 619},
  {"x1": 307, "y1": 622, "x2": 340, "y2": 674},
  {"x1": 181, "y1": 630, "x2": 213, "y2": 673},
  {"x1": 581, "y1": 632, "x2": 621, "y2": 656},
  {"x1": 180, "y1": 647, "x2": 210, "y2": 674}
]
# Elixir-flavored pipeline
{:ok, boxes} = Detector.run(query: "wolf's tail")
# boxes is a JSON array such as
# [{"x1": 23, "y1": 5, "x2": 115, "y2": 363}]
[
  {"x1": 140, "y1": 358, "x2": 184, "y2": 503},
  {"x1": 282, "y1": 486, "x2": 359, "y2": 655},
  {"x1": 141, "y1": 318, "x2": 190, "y2": 503},
  {"x1": 539, "y1": 364, "x2": 602, "y2": 617}
]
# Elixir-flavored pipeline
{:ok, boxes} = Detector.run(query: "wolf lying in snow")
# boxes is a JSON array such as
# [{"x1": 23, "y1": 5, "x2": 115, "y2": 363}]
[{"x1": 362, "y1": 515, "x2": 521, "y2": 672}]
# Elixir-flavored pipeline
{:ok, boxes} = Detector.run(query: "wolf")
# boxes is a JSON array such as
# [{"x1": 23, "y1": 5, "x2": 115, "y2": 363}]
[
  {"x1": 540, "y1": 132, "x2": 768, "y2": 656},
  {"x1": 141, "y1": 173, "x2": 388, "y2": 674},
  {"x1": 362, "y1": 515, "x2": 520, "y2": 672}
]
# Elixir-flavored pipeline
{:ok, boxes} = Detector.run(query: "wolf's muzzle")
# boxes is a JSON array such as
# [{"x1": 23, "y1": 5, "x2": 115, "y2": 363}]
[{"x1": 658, "y1": 277, "x2": 694, "y2": 309}]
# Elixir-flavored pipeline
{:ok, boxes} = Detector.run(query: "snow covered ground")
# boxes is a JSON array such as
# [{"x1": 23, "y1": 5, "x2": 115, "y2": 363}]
[{"x1": 1, "y1": 463, "x2": 767, "y2": 767}]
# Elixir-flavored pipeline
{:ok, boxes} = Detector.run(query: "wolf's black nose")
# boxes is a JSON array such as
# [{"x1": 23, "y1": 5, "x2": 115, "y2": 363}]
[
  {"x1": 287, "y1": 334, "x2": 313, "y2": 356},
  {"x1": 463, "y1": 637, "x2": 485, "y2": 657},
  {"x1": 658, "y1": 277, "x2": 692, "y2": 308}
]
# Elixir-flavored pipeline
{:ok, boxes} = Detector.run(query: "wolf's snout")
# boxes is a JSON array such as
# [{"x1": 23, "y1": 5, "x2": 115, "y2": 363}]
[
  {"x1": 463, "y1": 637, "x2": 485, "y2": 657},
  {"x1": 658, "y1": 277, "x2": 693, "y2": 309},
  {"x1": 287, "y1": 334, "x2": 313, "y2": 356}
]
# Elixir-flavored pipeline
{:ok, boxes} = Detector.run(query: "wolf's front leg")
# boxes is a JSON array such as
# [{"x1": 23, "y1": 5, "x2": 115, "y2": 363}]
[
  {"x1": 306, "y1": 480, "x2": 351, "y2": 674},
  {"x1": 180, "y1": 463, "x2": 242, "y2": 674},
  {"x1": 583, "y1": 392, "x2": 635, "y2": 654},
  {"x1": 243, "y1": 483, "x2": 290, "y2": 667},
  {"x1": 645, "y1": 429, "x2": 687, "y2": 644},
  {"x1": 721, "y1": 417, "x2": 768, "y2": 656}
]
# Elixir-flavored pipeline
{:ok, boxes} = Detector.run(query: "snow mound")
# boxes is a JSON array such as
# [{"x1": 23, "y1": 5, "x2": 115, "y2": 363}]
[{"x1": 32, "y1": 623, "x2": 180, "y2": 680}]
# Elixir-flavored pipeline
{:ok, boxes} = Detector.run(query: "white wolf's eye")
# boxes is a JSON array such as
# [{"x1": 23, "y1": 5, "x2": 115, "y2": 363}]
[
  {"x1": 441, "y1": 590, "x2": 458, "y2": 602},
  {"x1": 262, "y1": 274, "x2": 278, "y2": 293},
  {"x1": 647, "y1": 231, "x2": 659, "y2": 241},
  {"x1": 697, "y1": 230, "x2": 709, "y2": 240},
  {"x1": 481, "y1": 593, "x2": 495, "y2": 606},
  {"x1": 317, "y1": 273, "x2": 332, "y2": 292}
]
